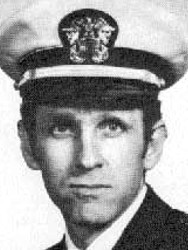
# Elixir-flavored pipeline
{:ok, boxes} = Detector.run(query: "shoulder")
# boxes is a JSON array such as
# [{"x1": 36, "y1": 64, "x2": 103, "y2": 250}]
[
  {"x1": 165, "y1": 209, "x2": 188, "y2": 242},
  {"x1": 135, "y1": 186, "x2": 188, "y2": 250},
  {"x1": 148, "y1": 208, "x2": 188, "y2": 250}
]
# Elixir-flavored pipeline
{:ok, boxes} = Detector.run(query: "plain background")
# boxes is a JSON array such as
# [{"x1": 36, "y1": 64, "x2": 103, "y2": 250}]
[{"x1": 0, "y1": 68, "x2": 188, "y2": 250}]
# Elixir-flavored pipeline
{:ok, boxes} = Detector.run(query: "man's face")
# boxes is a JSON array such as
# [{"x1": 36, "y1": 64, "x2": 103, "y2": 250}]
[{"x1": 33, "y1": 106, "x2": 145, "y2": 226}]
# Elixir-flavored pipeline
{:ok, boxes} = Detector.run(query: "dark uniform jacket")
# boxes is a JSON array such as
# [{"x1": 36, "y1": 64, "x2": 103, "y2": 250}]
[{"x1": 47, "y1": 186, "x2": 188, "y2": 250}]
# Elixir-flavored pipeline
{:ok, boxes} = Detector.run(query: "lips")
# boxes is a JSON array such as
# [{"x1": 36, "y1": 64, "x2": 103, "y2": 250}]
[
  {"x1": 69, "y1": 183, "x2": 111, "y2": 200},
  {"x1": 69, "y1": 184, "x2": 111, "y2": 189}
]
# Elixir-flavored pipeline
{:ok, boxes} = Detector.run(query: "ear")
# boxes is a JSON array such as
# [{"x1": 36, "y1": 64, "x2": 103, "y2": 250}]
[
  {"x1": 17, "y1": 120, "x2": 40, "y2": 170},
  {"x1": 144, "y1": 120, "x2": 167, "y2": 171}
]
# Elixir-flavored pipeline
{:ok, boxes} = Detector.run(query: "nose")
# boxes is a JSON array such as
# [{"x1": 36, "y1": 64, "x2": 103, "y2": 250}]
[{"x1": 76, "y1": 131, "x2": 104, "y2": 170}]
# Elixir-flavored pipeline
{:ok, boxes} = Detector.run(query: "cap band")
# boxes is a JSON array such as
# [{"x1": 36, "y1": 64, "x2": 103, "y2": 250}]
[{"x1": 16, "y1": 65, "x2": 165, "y2": 89}]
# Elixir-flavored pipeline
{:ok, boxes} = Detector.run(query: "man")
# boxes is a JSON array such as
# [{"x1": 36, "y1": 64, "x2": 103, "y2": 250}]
[{"x1": 0, "y1": 0, "x2": 188, "y2": 249}]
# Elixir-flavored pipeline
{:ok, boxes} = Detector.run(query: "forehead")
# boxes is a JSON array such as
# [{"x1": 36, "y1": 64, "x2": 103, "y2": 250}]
[{"x1": 36, "y1": 105, "x2": 144, "y2": 124}]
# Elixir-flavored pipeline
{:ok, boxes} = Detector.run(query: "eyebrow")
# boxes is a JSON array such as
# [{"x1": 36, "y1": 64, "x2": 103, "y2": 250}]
[
  {"x1": 36, "y1": 111, "x2": 77, "y2": 131},
  {"x1": 99, "y1": 111, "x2": 136, "y2": 122},
  {"x1": 50, "y1": 112, "x2": 76, "y2": 121},
  {"x1": 39, "y1": 109, "x2": 77, "y2": 122},
  {"x1": 99, "y1": 113, "x2": 134, "y2": 127},
  {"x1": 39, "y1": 108, "x2": 137, "y2": 125}
]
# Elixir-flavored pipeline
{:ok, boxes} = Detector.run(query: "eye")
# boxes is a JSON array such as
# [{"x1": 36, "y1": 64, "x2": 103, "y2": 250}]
[
  {"x1": 49, "y1": 120, "x2": 76, "y2": 139},
  {"x1": 98, "y1": 118, "x2": 130, "y2": 138}
]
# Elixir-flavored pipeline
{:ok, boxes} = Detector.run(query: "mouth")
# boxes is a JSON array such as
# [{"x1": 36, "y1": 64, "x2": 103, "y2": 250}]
[
  {"x1": 69, "y1": 184, "x2": 111, "y2": 200},
  {"x1": 69, "y1": 184, "x2": 111, "y2": 189}
]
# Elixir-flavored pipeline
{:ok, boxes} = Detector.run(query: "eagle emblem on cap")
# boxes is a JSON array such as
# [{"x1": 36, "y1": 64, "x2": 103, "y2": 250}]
[{"x1": 59, "y1": 9, "x2": 118, "y2": 63}]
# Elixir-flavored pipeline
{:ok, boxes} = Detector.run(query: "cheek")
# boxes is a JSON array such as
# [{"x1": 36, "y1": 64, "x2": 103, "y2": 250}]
[
  {"x1": 101, "y1": 135, "x2": 144, "y2": 167},
  {"x1": 35, "y1": 138, "x2": 78, "y2": 208},
  {"x1": 100, "y1": 136, "x2": 145, "y2": 190},
  {"x1": 36, "y1": 138, "x2": 75, "y2": 178}
]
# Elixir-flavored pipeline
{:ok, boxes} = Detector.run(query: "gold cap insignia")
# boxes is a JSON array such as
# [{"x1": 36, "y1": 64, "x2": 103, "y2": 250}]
[{"x1": 58, "y1": 9, "x2": 118, "y2": 63}]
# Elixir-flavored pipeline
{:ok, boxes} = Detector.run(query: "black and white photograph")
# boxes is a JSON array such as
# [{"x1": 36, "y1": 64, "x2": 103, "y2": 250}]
[{"x1": 0, "y1": 1, "x2": 188, "y2": 249}]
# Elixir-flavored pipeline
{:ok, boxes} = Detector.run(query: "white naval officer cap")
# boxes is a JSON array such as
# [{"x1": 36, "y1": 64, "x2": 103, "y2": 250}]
[{"x1": 0, "y1": 0, "x2": 188, "y2": 103}]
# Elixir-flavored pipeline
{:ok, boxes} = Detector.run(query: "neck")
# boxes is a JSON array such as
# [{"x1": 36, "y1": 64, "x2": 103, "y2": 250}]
[{"x1": 65, "y1": 220, "x2": 110, "y2": 249}]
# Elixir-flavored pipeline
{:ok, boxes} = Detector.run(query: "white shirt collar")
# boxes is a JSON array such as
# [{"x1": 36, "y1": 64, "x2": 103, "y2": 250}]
[{"x1": 65, "y1": 184, "x2": 147, "y2": 250}]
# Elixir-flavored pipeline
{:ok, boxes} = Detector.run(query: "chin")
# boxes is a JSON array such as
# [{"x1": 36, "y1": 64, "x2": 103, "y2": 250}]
[{"x1": 62, "y1": 200, "x2": 125, "y2": 227}]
